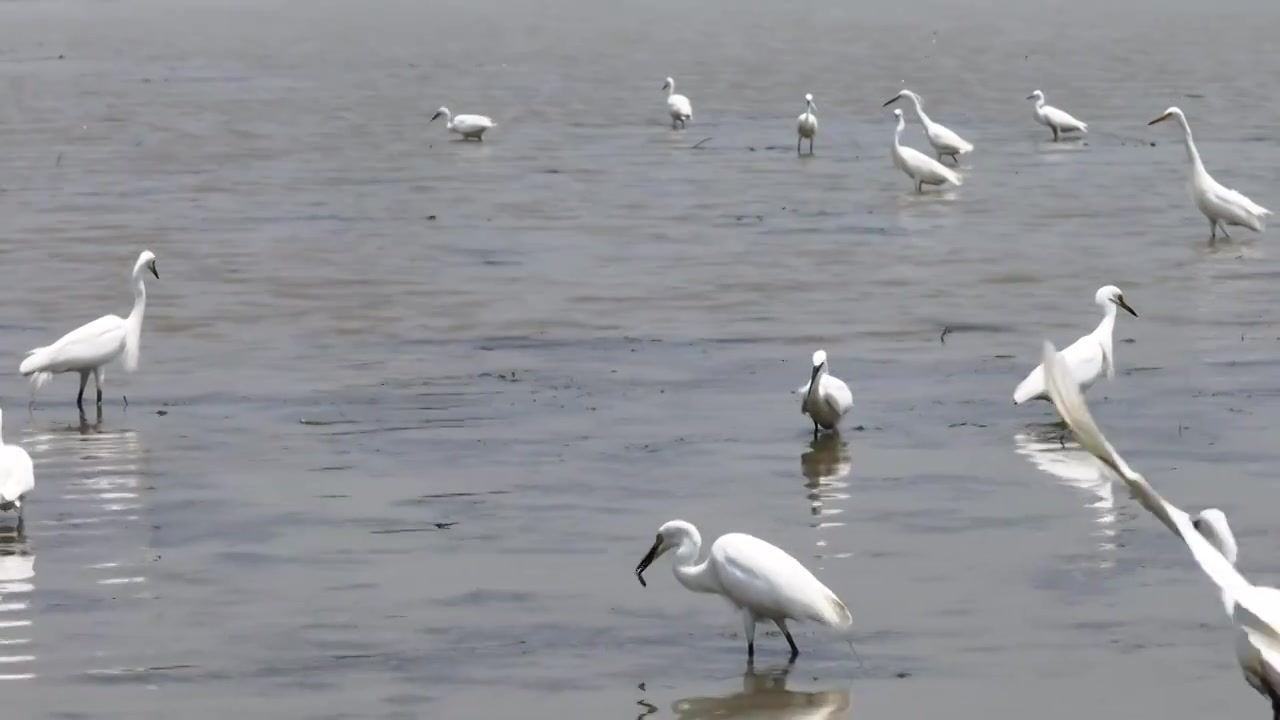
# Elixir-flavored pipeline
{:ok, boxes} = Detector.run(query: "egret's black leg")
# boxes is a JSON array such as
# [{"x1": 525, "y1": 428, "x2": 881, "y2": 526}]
[
  {"x1": 776, "y1": 620, "x2": 800, "y2": 660},
  {"x1": 76, "y1": 371, "x2": 89, "y2": 410}
]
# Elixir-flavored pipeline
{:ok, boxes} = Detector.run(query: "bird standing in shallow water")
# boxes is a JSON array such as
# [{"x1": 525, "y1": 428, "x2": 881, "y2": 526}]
[
  {"x1": 1013, "y1": 285, "x2": 1136, "y2": 406},
  {"x1": 20, "y1": 250, "x2": 158, "y2": 412},
  {"x1": 890, "y1": 109, "x2": 962, "y2": 192},
  {"x1": 796, "y1": 93, "x2": 817, "y2": 155},
  {"x1": 882, "y1": 89, "x2": 972, "y2": 164},
  {"x1": 0, "y1": 408, "x2": 34, "y2": 531},
  {"x1": 635, "y1": 520, "x2": 854, "y2": 660},
  {"x1": 797, "y1": 350, "x2": 853, "y2": 438},
  {"x1": 1027, "y1": 90, "x2": 1088, "y2": 142},
  {"x1": 662, "y1": 77, "x2": 693, "y2": 129},
  {"x1": 429, "y1": 106, "x2": 496, "y2": 141}
]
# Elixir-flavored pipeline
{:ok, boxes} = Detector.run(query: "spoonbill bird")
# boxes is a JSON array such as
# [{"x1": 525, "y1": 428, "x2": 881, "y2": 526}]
[
  {"x1": 429, "y1": 106, "x2": 496, "y2": 141},
  {"x1": 662, "y1": 77, "x2": 693, "y2": 129},
  {"x1": 20, "y1": 250, "x2": 158, "y2": 411},
  {"x1": 635, "y1": 520, "x2": 853, "y2": 660},
  {"x1": 890, "y1": 108, "x2": 961, "y2": 192},
  {"x1": 1013, "y1": 285, "x2": 1136, "y2": 405},
  {"x1": 882, "y1": 89, "x2": 973, "y2": 164},
  {"x1": 1149, "y1": 106, "x2": 1271, "y2": 243},
  {"x1": 1027, "y1": 90, "x2": 1087, "y2": 141},
  {"x1": 1041, "y1": 342, "x2": 1280, "y2": 720}
]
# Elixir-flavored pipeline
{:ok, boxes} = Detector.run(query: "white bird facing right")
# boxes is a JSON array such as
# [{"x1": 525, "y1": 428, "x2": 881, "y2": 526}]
[
  {"x1": 634, "y1": 520, "x2": 853, "y2": 660},
  {"x1": 796, "y1": 349, "x2": 854, "y2": 438},
  {"x1": 662, "y1": 77, "x2": 693, "y2": 129},
  {"x1": 796, "y1": 93, "x2": 818, "y2": 155},
  {"x1": 429, "y1": 106, "x2": 496, "y2": 141},
  {"x1": 890, "y1": 109, "x2": 962, "y2": 192},
  {"x1": 1026, "y1": 90, "x2": 1088, "y2": 141},
  {"x1": 0, "y1": 408, "x2": 33, "y2": 526},
  {"x1": 1149, "y1": 106, "x2": 1272, "y2": 243},
  {"x1": 882, "y1": 89, "x2": 973, "y2": 164},
  {"x1": 1013, "y1": 285, "x2": 1137, "y2": 405},
  {"x1": 20, "y1": 250, "x2": 158, "y2": 411},
  {"x1": 1041, "y1": 342, "x2": 1280, "y2": 720}
]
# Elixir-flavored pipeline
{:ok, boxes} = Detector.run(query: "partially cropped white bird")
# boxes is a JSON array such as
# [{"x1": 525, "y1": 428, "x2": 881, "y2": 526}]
[
  {"x1": 882, "y1": 89, "x2": 973, "y2": 164},
  {"x1": 634, "y1": 519, "x2": 854, "y2": 660},
  {"x1": 20, "y1": 250, "x2": 158, "y2": 410},
  {"x1": 1149, "y1": 106, "x2": 1272, "y2": 243},
  {"x1": 662, "y1": 77, "x2": 693, "y2": 129},
  {"x1": 429, "y1": 106, "x2": 496, "y2": 141},
  {"x1": 0, "y1": 408, "x2": 34, "y2": 524},
  {"x1": 1013, "y1": 285, "x2": 1136, "y2": 405},
  {"x1": 1027, "y1": 90, "x2": 1087, "y2": 141},
  {"x1": 796, "y1": 349, "x2": 854, "y2": 437},
  {"x1": 796, "y1": 93, "x2": 818, "y2": 155},
  {"x1": 1041, "y1": 342, "x2": 1280, "y2": 720},
  {"x1": 890, "y1": 108, "x2": 962, "y2": 192}
]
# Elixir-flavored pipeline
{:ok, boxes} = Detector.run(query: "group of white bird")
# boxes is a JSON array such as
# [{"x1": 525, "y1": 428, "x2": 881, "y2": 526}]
[{"x1": 0, "y1": 250, "x2": 159, "y2": 529}]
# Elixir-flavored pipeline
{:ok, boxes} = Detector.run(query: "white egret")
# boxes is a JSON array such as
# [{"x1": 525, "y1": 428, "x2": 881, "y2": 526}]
[
  {"x1": 0, "y1": 408, "x2": 33, "y2": 526},
  {"x1": 1026, "y1": 90, "x2": 1087, "y2": 141},
  {"x1": 20, "y1": 250, "x2": 158, "y2": 411},
  {"x1": 1013, "y1": 285, "x2": 1136, "y2": 405},
  {"x1": 662, "y1": 77, "x2": 693, "y2": 129},
  {"x1": 796, "y1": 93, "x2": 818, "y2": 155},
  {"x1": 795, "y1": 350, "x2": 854, "y2": 438},
  {"x1": 429, "y1": 106, "x2": 496, "y2": 141},
  {"x1": 890, "y1": 109, "x2": 962, "y2": 192},
  {"x1": 882, "y1": 89, "x2": 973, "y2": 164},
  {"x1": 1042, "y1": 342, "x2": 1280, "y2": 719},
  {"x1": 1149, "y1": 107, "x2": 1272, "y2": 243},
  {"x1": 635, "y1": 520, "x2": 853, "y2": 660}
]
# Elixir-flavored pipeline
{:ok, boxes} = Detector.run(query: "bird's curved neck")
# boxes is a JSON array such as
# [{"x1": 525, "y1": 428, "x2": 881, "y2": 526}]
[
  {"x1": 908, "y1": 94, "x2": 930, "y2": 124},
  {"x1": 671, "y1": 538, "x2": 717, "y2": 594},
  {"x1": 127, "y1": 270, "x2": 148, "y2": 327},
  {"x1": 893, "y1": 117, "x2": 905, "y2": 145},
  {"x1": 806, "y1": 99, "x2": 814, "y2": 114},
  {"x1": 1176, "y1": 115, "x2": 1205, "y2": 173},
  {"x1": 1093, "y1": 301, "x2": 1117, "y2": 338},
  {"x1": 666, "y1": 82, "x2": 675, "y2": 97}
]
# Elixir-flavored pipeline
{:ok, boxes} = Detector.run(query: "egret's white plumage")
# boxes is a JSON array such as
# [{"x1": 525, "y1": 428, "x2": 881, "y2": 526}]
[
  {"x1": 882, "y1": 89, "x2": 973, "y2": 163},
  {"x1": 1013, "y1": 285, "x2": 1136, "y2": 405},
  {"x1": 1149, "y1": 106, "x2": 1272, "y2": 243},
  {"x1": 0, "y1": 409, "x2": 34, "y2": 521},
  {"x1": 662, "y1": 77, "x2": 693, "y2": 129},
  {"x1": 1041, "y1": 342, "x2": 1280, "y2": 719},
  {"x1": 796, "y1": 349, "x2": 854, "y2": 436},
  {"x1": 796, "y1": 93, "x2": 818, "y2": 155},
  {"x1": 429, "y1": 106, "x2": 496, "y2": 141},
  {"x1": 634, "y1": 520, "x2": 853, "y2": 660},
  {"x1": 1027, "y1": 90, "x2": 1087, "y2": 141},
  {"x1": 20, "y1": 250, "x2": 158, "y2": 410},
  {"x1": 890, "y1": 109, "x2": 961, "y2": 192}
]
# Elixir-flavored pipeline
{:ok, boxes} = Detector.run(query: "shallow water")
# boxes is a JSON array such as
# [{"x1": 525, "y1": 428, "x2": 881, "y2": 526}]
[{"x1": 2, "y1": 0, "x2": 1280, "y2": 716}]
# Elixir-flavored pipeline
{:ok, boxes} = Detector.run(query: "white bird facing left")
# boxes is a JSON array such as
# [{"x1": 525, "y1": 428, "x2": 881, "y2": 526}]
[
  {"x1": 0, "y1": 408, "x2": 34, "y2": 526},
  {"x1": 1027, "y1": 90, "x2": 1087, "y2": 141},
  {"x1": 634, "y1": 520, "x2": 853, "y2": 660},
  {"x1": 796, "y1": 93, "x2": 818, "y2": 155},
  {"x1": 890, "y1": 109, "x2": 962, "y2": 192},
  {"x1": 1013, "y1": 285, "x2": 1137, "y2": 405},
  {"x1": 796, "y1": 349, "x2": 854, "y2": 438},
  {"x1": 429, "y1": 106, "x2": 496, "y2": 141},
  {"x1": 1041, "y1": 342, "x2": 1280, "y2": 720},
  {"x1": 662, "y1": 77, "x2": 693, "y2": 129},
  {"x1": 882, "y1": 89, "x2": 973, "y2": 164},
  {"x1": 20, "y1": 250, "x2": 158, "y2": 411},
  {"x1": 1149, "y1": 106, "x2": 1272, "y2": 243}
]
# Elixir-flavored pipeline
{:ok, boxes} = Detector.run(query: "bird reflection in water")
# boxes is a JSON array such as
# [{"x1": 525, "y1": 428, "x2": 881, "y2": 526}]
[
  {"x1": 800, "y1": 437, "x2": 852, "y2": 560},
  {"x1": 0, "y1": 530, "x2": 36, "y2": 681},
  {"x1": 1014, "y1": 428, "x2": 1117, "y2": 566},
  {"x1": 669, "y1": 664, "x2": 851, "y2": 720}
]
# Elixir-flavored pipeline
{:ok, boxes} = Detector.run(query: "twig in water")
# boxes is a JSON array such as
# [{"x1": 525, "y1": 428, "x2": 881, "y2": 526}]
[
  {"x1": 939, "y1": 327, "x2": 951, "y2": 344},
  {"x1": 691, "y1": 137, "x2": 712, "y2": 149}
]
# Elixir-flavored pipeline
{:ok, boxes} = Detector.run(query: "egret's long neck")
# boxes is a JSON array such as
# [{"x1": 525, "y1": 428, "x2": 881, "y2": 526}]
[
  {"x1": 671, "y1": 537, "x2": 718, "y2": 594},
  {"x1": 806, "y1": 99, "x2": 814, "y2": 115},
  {"x1": 806, "y1": 365, "x2": 827, "y2": 404},
  {"x1": 127, "y1": 270, "x2": 148, "y2": 327},
  {"x1": 908, "y1": 94, "x2": 931, "y2": 125},
  {"x1": 893, "y1": 117, "x2": 904, "y2": 147},
  {"x1": 666, "y1": 82, "x2": 675, "y2": 97},
  {"x1": 1093, "y1": 301, "x2": 1117, "y2": 342},
  {"x1": 1177, "y1": 114, "x2": 1205, "y2": 174}
]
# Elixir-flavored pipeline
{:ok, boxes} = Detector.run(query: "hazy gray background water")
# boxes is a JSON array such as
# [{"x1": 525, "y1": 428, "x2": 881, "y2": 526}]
[{"x1": 1, "y1": 0, "x2": 1279, "y2": 717}]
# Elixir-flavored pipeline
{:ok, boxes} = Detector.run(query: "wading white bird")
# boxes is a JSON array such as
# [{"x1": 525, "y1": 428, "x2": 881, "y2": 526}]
[
  {"x1": 1149, "y1": 106, "x2": 1272, "y2": 243},
  {"x1": 1027, "y1": 90, "x2": 1087, "y2": 141},
  {"x1": 662, "y1": 77, "x2": 693, "y2": 129},
  {"x1": 882, "y1": 89, "x2": 973, "y2": 164},
  {"x1": 429, "y1": 106, "x2": 496, "y2": 141},
  {"x1": 20, "y1": 250, "x2": 158, "y2": 411},
  {"x1": 1013, "y1": 285, "x2": 1136, "y2": 405},
  {"x1": 796, "y1": 93, "x2": 818, "y2": 155},
  {"x1": 890, "y1": 109, "x2": 962, "y2": 192},
  {"x1": 0, "y1": 408, "x2": 33, "y2": 525},
  {"x1": 796, "y1": 350, "x2": 854, "y2": 437},
  {"x1": 634, "y1": 520, "x2": 853, "y2": 660},
  {"x1": 1042, "y1": 342, "x2": 1280, "y2": 720}
]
